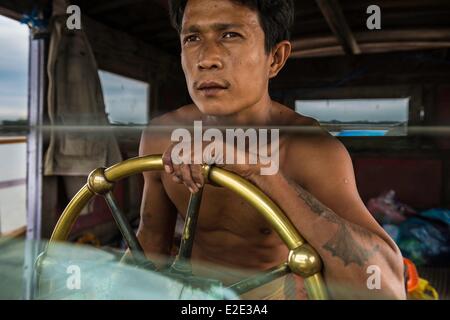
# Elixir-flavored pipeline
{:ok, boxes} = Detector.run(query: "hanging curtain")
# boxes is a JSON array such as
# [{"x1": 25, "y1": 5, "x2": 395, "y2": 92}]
[{"x1": 44, "y1": 0, "x2": 122, "y2": 176}]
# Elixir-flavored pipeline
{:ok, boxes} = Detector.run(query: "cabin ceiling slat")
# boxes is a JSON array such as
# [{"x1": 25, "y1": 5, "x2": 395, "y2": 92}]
[
  {"x1": 291, "y1": 28, "x2": 450, "y2": 58},
  {"x1": 314, "y1": 0, "x2": 361, "y2": 55},
  {"x1": 273, "y1": 50, "x2": 450, "y2": 90},
  {"x1": 0, "y1": 0, "x2": 36, "y2": 20}
]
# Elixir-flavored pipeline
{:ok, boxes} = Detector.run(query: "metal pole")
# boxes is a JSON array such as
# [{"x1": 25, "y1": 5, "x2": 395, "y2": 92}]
[
  {"x1": 104, "y1": 191, "x2": 156, "y2": 270},
  {"x1": 169, "y1": 189, "x2": 203, "y2": 274},
  {"x1": 23, "y1": 33, "x2": 46, "y2": 300}
]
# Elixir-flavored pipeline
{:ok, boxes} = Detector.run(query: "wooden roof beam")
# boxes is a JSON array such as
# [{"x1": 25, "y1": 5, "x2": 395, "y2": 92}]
[
  {"x1": 0, "y1": 6, "x2": 22, "y2": 20},
  {"x1": 315, "y1": 0, "x2": 361, "y2": 55},
  {"x1": 290, "y1": 28, "x2": 450, "y2": 58}
]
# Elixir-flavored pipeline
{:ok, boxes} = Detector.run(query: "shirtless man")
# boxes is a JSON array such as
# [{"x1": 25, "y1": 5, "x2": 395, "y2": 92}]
[{"x1": 137, "y1": 0, "x2": 406, "y2": 299}]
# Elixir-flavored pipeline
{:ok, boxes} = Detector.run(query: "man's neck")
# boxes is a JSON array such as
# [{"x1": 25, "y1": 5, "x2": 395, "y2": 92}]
[{"x1": 204, "y1": 94, "x2": 274, "y2": 127}]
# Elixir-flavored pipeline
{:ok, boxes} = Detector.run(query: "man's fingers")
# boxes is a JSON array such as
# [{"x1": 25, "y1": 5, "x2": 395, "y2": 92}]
[
  {"x1": 190, "y1": 165, "x2": 205, "y2": 188},
  {"x1": 162, "y1": 142, "x2": 207, "y2": 191},
  {"x1": 172, "y1": 174, "x2": 182, "y2": 184},
  {"x1": 179, "y1": 163, "x2": 199, "y2": 193},
  {"x1": 162, "y1": 145, "x2": 174, "y2": 174}
]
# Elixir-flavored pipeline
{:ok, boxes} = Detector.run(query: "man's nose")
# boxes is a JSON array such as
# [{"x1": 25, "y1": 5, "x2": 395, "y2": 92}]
[{"x1": 197, "y1": 42, "x2": 224, "y2": 70}]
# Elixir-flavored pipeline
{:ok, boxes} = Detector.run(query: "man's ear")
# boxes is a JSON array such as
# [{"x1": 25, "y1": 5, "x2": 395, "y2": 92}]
[{"x1": 268, "y1": 40, "x2": 292, "y2": 79}]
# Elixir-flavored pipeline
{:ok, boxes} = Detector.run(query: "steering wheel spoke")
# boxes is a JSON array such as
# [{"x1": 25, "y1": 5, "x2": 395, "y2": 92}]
[
  {"x1": 103, "y1": 191, "x2": 157, "y2": 270},
  {"x1": 83, "y1": 167, "x2": 157, "y2": 270},
  {"x1": 169, "y1": 189, "x2": 204, "y2": 275},
  {"x1": 227, "y1": 263, "x2": 290, "y2": 295},
  {"x1": 103, "y1": 192, "x2": 142, "y2": 254}
]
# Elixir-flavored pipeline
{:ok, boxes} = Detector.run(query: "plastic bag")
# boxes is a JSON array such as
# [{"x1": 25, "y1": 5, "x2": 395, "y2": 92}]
[
  {"x1": 368, "y1": 190, "x2": 450, "y2": 267},
  {"x1": 367, "y1": 190, "x2": 417, "y2": 224},
  {"x1": 394, "y1": 212, "x2": 450, "y2": 267}
]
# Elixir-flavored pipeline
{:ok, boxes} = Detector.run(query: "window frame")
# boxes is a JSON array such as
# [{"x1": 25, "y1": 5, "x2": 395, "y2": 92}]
[
  {"x1": 286, "y1": 85, "x2": 425, "y2": 151},
  {"x1": 295, "y1": 97, "x2": 411, "y2": 137}
]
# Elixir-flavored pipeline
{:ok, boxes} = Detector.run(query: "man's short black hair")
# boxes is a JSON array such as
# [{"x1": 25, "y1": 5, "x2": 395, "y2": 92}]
[{"x1": 169, "y1": 0, "x2": 295, "y2": 53}]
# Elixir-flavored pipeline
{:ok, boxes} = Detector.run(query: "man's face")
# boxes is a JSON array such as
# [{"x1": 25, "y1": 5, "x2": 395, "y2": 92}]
[{"x1": 180, "y1": 0, "x2": 272, "y2": 116}]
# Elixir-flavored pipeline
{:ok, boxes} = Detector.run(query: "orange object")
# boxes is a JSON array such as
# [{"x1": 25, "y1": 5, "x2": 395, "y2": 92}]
[
  {"x1": 76, "y1": 232, "x2": 101, "y2": 247},
  {"x1": 403, "y1": 257, "x2": 419, "y2": 293},
  {"x1": 403, "y1": 257, "x2": 439, "y2": 300}
]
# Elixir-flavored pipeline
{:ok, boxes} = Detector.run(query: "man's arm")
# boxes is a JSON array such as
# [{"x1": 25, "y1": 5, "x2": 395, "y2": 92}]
[
  {"x1": 135, "y1": 129, "x2": 178, "y2": 267},
  {"x1": 249, "y1": 137, "x2": 406, "y2": 299}
]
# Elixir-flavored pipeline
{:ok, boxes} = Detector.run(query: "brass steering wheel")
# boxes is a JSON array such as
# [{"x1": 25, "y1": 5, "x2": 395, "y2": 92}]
[{"x1": 47, "y1": 154, "x2": 328, "y2": 299}]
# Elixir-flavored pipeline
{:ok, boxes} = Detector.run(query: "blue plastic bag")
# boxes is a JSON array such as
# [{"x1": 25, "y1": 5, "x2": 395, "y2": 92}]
[{"x1": 391, "y1": 209, "x2": 450, "y2": 267}]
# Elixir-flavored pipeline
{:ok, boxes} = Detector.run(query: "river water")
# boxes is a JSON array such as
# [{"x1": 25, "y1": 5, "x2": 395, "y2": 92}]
[{"x1": 0, "y1": 142, "x2": 26, "y2": 234}]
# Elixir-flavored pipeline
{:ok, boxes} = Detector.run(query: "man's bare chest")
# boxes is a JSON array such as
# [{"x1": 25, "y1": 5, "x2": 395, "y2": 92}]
[{"x1": 161, "y1": 175, "x2": 285, "y2": 244}]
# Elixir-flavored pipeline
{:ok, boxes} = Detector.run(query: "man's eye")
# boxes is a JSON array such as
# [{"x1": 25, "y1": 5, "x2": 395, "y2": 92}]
[
  {"x1": 184, "y1": 35, "x2": 200, "y2": 43},
  {"x1": 223, "y1": 32, "x2": 240, "y2": 39}
]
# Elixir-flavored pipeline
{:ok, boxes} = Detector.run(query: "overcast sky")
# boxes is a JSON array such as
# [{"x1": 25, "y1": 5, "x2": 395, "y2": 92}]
[
  {"x1": 98, "y1": 70, "x2": 149, "y2": 125},
  {"x1": 0, "y1": 15, "x2": 29, "y2": 122}
]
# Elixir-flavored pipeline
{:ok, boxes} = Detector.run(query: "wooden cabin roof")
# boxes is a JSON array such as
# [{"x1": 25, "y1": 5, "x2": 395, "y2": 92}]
[
  {"x1": 69, "y1": 0, "x2": 450, "y2": 58},
  {"x1": 2, "y1": 0, "x2": 450, "y2": 59}
]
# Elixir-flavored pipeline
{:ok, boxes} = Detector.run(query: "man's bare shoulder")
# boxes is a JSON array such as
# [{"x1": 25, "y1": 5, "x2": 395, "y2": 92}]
[
  {"x1": 140, "y1": 104, "x2": 200, "y2": 155},
  {"x1": 271, "y1": 101, "x2": 318, "y2": 127},
  {"x1": 151, "y1": 104, "x2": 201, "y2": 126},
  {"x1": 282, "y1": 116, "x2": 351, "y2": 188}
]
